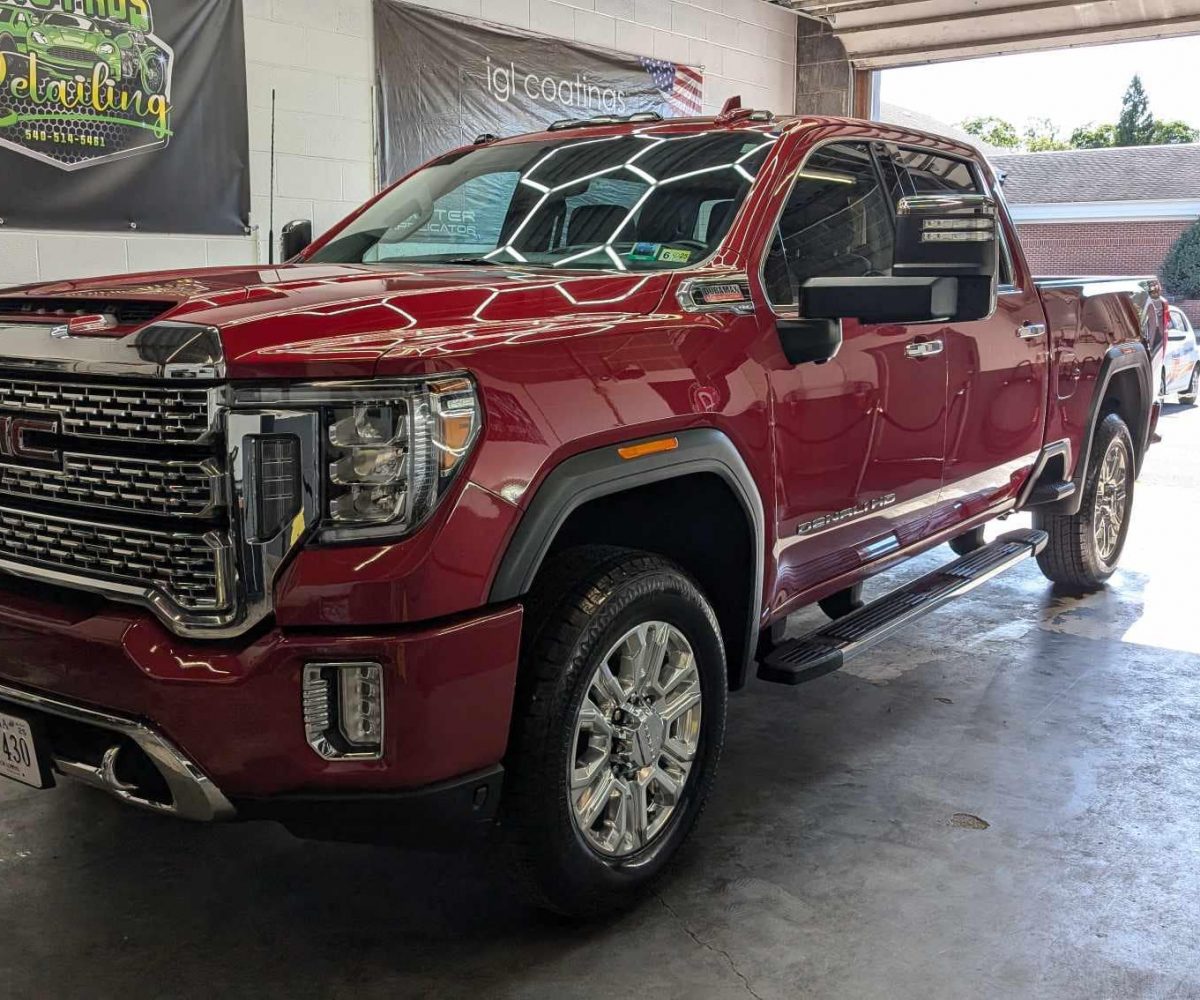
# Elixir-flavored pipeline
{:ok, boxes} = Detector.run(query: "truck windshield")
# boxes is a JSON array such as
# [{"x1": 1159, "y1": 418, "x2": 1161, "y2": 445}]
[{"x1": 308, "y1": 129, "x2": 778, "y2": 271}]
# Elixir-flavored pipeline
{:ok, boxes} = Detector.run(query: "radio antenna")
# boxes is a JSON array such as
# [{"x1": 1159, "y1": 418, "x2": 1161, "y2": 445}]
[{"x1": 268, "y1": 88, "x2": 277, "y2": 265}]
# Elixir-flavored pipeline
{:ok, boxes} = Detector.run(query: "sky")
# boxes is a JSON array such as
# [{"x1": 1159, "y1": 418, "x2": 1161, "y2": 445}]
[{"x1": 880, "y1": 36, "x2": 1200, "y2": 136}]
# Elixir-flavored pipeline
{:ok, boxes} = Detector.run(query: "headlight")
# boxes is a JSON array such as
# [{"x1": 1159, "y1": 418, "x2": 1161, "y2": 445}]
[
  {"x1": 235, "y1": 376, "x2": 481, "y2": 542},
  {"x1": 31, "y1": 30, "x2": 48, "y2": 44},
  {"x1": 98, "y1": 42, "x2": 115, "y2": 54}
]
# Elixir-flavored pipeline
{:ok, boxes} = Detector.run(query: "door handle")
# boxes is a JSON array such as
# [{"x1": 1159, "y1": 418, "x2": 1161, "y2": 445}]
[
  {"x1": 1017, "y1": 322, "x2": 1047, "y2": 339},
  {"x1": 904, "y1": 339, "x2": 943, "y2": 358}
]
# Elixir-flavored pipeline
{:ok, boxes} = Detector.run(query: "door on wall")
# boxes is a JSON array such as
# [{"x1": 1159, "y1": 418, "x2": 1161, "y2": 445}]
[{"x1": 760, "y1": 140, "x2": 950, "y2": 602}]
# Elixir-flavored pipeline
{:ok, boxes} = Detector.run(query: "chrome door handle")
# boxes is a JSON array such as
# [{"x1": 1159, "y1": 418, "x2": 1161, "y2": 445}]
[
  {"x1": 904, "y1": 339, "x2": 943, "y2": 358},
  {"x1": 1017, "y1": 322, "x2": 1047, "y2": 339}
]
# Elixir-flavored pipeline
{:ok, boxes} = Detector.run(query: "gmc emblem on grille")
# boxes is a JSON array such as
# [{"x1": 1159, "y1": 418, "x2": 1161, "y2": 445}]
[{"x1": 0, "y1": 412, "x2": 62, "y2": 471}]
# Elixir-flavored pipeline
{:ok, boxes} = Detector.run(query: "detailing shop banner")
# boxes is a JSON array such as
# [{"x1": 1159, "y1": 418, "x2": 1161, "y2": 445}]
[
  {"x1": 0, "y1": 0, "x2": 249, "y2": 233},
  {"x1": 374, "y1": 0, "x2": 704, "y2": 184}
]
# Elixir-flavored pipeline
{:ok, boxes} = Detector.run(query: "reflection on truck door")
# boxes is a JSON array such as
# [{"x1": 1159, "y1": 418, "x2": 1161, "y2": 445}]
[{"x1": 762, "y1": 140, "x2": 949, "y2": 599}]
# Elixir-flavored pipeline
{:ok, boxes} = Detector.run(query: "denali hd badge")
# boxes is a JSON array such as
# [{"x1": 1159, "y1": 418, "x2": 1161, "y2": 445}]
[
  {"x1": 797, "y1": 493, "x2": 897, "y2": 535},
  {"x1": 0, "y1": 410, "x2": 62, "y2": 471}
]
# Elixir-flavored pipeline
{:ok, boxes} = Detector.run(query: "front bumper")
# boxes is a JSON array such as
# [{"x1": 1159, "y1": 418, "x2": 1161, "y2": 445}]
[{"x1": 0, "y1": 580, "x2": 523, "y2": 837}]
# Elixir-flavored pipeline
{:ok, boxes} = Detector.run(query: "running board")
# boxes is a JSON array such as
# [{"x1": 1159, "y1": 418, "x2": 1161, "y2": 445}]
[{"x1": 757, "y1": 528, "x2": 1048, "y2": 686}]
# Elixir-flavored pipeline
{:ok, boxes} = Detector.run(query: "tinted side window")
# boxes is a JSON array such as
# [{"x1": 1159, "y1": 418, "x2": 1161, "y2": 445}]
[
  {"x1": 765, "y1": 142, "x2": 895, "y2": 307},
  {"x1": 895, "y1": 148, "x2": 980, "y2": 195}
]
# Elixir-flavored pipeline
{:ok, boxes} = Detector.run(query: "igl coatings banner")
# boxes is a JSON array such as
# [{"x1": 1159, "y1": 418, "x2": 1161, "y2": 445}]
[
  {"x1": 374, "y1": 0, "x2": 704, "y2": 184},
  {"x1": 0, "y1": 0, "x2": 248, "y2": 233}
]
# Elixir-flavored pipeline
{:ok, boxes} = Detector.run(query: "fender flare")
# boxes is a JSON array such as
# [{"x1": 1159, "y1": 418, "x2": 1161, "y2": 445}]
[
  {"x1": 489, "y1": 428, "x2": 766, "y2": 680},
  {"x1": 1052, "y1": 342, "x2": 1152, "y2": 516}
]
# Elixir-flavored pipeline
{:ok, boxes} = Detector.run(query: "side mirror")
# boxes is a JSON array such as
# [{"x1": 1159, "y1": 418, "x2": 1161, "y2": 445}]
[
  {"x1": 802, "y1": 275, "x2": 959, "y2": 326},
  {"x1": 894, "y1": 193, "x2": 999, "y2": 322},
  {"x1": 280, "y1": 219, "x2": 313, "y2": 262}
]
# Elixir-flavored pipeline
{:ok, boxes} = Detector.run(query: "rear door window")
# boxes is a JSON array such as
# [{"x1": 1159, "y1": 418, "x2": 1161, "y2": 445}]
[{"x1": 894, "y1": 148, "x2": 979, "y2": 195}]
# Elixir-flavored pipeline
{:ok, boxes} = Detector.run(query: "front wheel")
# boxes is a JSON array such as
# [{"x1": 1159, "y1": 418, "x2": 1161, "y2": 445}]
[
  {"x1": 1034, "y1": 412, "x2": 1135, "y2": 590},
  {"x1": 501, "y1": 546, "x2": 727, "y2": 917},
  {"x1": 1181, "y1": 365, "x2": 1199, "y2": 405}
]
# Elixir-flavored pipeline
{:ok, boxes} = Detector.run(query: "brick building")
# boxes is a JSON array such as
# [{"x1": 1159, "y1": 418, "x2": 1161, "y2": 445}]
[{"x1": 992, "y1": 144, "x2": 1200, "y2": 320}]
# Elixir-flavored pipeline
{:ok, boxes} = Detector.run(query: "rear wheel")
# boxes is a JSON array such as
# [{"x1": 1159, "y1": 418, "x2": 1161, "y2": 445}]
[
  {"x1": 1181, "y1": 365, "x2": 1199, "y2": 405},
  {"x1": 1034, "y1": 413, "x2": 1135, "y2": 590},
  {"x1": 502, "y1": 546, "x2": 727, "y2": 917}
]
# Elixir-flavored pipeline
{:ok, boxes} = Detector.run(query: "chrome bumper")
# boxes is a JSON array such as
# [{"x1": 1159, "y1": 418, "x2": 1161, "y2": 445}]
[{"x1": 0, "y1": 682, "x2": 234, "y2": 822}]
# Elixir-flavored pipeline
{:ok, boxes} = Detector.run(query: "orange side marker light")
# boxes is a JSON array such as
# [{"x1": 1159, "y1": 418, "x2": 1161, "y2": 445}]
[{"x1": 617, "y1": 437, "x2": 679, "y2": 460}]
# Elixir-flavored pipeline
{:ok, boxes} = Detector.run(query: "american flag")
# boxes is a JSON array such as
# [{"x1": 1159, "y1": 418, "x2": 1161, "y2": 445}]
[{"x1": 640, "y1": 58, "x2": 704, "y2": 116}]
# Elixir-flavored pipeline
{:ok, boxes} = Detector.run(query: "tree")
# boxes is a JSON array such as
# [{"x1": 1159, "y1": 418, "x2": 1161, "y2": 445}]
[
  {"x1": 1161, "y1": 220, "x2": 1200, "y2": 300},
  {"x1": 1023, "y1": 117, "x2": 1070, "y2": 152},
  {"x1": 1070, "y1": 122, "x2": 1117, "y2": 149},
  {"x1": 1149, "y1": 119, "x2": 1200, "y2": 145},
  {"x1": 1116, "y1": 74, "x2": 1154, "y2": 146},
  {"x1": 958, "y1": 115, "x2": 1020, "y2": 149}
]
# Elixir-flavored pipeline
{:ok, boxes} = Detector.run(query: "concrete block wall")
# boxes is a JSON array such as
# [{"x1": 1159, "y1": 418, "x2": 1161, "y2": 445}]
[
  {"x1": 0, "y1": 0, "x2": 796, "y2": 288},
  {"x1": 794, "y1": 15, "x2": 849, "y2": 116}
]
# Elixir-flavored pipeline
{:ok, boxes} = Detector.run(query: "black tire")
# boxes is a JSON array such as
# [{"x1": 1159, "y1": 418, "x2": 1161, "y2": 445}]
[
  {"x1": 949, "y1": 526, "x2": 986, "y2": 556},
  {"x1": 1033, "y1": 413, "x2": 1135, "y2": 590},
  {"x1": 818, "y1": 583, "x2": 863, "y2": 620},
  {"x1": 1181, "y1": 365, "x2": 1199, "y2": 406},
  {"x1": 501, "y1": 545, "x2": 727, "y2": 917}
]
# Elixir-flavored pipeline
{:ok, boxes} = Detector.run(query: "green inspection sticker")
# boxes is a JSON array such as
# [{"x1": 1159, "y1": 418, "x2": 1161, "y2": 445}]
[
  {"x1": 629, "y1": 242, "x2": 661, "y2": 261},
  {"x1": 658, "y1": 247, "x2": 692, "y2": 263}
]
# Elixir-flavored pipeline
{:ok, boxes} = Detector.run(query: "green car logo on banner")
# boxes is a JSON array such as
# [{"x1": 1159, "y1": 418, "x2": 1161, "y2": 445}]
[{"x1": 0, "y1": 0, "x2": 173, "y2": 170}]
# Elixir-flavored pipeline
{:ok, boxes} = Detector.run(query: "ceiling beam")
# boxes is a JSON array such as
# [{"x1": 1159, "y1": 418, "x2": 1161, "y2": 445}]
[
  {"x1": 834, "y1": 0, "x2": 1125, "y2": 35},
  {"x1": 787, "y1": 0, "x2": 934, "y2": 16},
  {"x1": 850, "y1": 11, "x2": 1200, "y2": 65}
]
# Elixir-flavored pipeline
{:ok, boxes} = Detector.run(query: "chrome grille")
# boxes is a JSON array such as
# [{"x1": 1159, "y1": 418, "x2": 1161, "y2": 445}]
[
  {"x1": 0, "y1": 454, "x2": 222, "y2": 518},
  {"x1": 0, "y1": 504, "x2": 230, "y2": 612},
  {"x1": 0, "y1": 376, "x2": 214, "y2": 444}
]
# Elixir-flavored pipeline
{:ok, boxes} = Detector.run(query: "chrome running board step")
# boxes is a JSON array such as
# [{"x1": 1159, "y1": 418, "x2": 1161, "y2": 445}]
[{"x1": 757, "y1": 528, "x2": 1049, "y2": 686}]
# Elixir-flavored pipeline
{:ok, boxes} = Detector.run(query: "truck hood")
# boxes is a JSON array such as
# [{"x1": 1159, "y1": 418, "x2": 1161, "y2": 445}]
[{"x1": 4, "y1": 262, "x2": 675, "y2": 379}]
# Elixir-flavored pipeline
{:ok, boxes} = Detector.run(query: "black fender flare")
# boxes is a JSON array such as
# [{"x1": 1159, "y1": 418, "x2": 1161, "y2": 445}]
[
  {"x1": 1051, "y1": 342, "x2": 1152, "y2": 516},
  {"x1": 489, "y1": 428, "x2": 765, "y2": 682}
]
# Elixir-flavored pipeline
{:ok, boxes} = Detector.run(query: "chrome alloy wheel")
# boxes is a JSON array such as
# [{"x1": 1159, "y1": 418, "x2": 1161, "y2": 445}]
[
  {"x1": 1093, "y1": 438, "x2": 1128, "y2": 563},
  {"x1": 567, "y1": 621, "x2": 703, "y2": 858}
]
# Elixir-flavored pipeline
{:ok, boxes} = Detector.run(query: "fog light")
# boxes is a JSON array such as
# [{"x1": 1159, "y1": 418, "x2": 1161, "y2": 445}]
[
  {"x1": 302, "y1": 662, "x2": 384, "y2": 760},
  {"x1": 245, "y1": 434, "x2": 301, "y2": 542}
]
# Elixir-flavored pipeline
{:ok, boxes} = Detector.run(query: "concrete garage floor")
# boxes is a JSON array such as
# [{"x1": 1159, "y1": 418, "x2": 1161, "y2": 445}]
[{"x1": 3, "y1": 404, "x2": 1200, "y2": 1000}]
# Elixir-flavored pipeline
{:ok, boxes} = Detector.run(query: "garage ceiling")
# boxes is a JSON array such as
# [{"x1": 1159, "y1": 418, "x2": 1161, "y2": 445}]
[{"x1": 776, "y1": 0, "x2": 1200, "y2": 69}]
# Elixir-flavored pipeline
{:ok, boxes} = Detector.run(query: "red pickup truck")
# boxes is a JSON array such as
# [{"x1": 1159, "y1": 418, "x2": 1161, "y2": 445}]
[{"x1": 0, "y1": 110, "x2": 1156, "y2": 916}]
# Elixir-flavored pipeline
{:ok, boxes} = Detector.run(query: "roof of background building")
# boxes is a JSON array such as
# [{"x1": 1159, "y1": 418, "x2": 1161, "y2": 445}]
[
  {"x1": 991, "y1": 144, "x2": 1200, "y2": 203},
  {"x1": 876, "y1": 102, "x2": 998, "y2": 155}
]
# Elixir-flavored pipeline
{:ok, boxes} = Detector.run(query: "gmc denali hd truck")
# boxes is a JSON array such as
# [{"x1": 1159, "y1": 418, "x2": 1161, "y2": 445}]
[{"x1": 0, "y1": 109, "x2": 1157, "y2": 916}]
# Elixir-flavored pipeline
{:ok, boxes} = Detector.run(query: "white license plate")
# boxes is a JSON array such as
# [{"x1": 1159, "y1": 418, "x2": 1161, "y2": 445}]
[{"x1": 0, "y1": 711, "x2": 45, "y2": 789}]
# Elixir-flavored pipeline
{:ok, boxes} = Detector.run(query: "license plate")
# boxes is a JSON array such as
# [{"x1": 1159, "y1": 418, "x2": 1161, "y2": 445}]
[{"x1": 0, "y1": 711, "x2": 46, "y2": 789}]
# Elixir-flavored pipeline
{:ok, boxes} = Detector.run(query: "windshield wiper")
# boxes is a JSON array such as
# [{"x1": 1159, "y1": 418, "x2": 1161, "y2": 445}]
[{"x1": 371, "y1": 256, "x2": 508, "y2": 266}]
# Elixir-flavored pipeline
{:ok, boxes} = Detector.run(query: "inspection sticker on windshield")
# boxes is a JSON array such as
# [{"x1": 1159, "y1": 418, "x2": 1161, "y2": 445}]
[
  {"x1": 629, "y1": 242, "x2": 661, "y2": 261},
  {"x1": 658, "y1": 247, "x2": 692, "y2": 263},
  {"x1": 0, "y1": 711, "x2": 45, "y2": 789}
]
